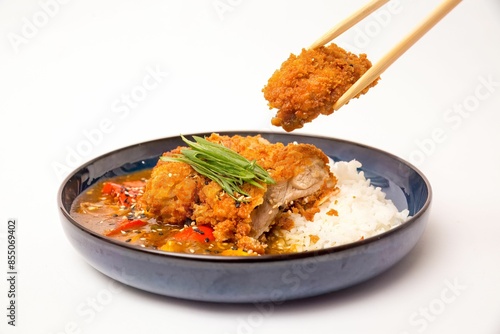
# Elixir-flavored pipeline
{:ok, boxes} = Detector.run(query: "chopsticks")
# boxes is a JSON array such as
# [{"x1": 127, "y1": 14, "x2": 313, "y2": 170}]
[
  {"x1": 309, "y1": 0, "x2": 390, "y2": 50},
  {"x1": 310, "y1": 0, "x2": 462, "y2": 111}
]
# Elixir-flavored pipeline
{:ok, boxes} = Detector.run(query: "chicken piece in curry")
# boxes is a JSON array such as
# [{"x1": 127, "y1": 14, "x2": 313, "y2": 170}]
[{"x1": 71, "y1": 134, "x2": 338, "y2": 256}]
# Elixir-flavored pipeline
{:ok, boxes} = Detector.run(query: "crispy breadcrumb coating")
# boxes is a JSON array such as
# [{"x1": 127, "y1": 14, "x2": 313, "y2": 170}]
[
  {"x1": 263, "y1": 43, "x2": 379, "y2": 132},
  {"x1": 139, "y1": 146, "x2": 205, "y2": 224},
  {"x1": 140, "y1": 134, "x2": 337, "y2": 254}
]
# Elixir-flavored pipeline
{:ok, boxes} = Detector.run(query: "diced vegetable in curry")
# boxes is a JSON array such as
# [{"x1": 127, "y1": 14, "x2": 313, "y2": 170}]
[{"x1": 71, "y1": 133, "x2": 337, "y2": 256}]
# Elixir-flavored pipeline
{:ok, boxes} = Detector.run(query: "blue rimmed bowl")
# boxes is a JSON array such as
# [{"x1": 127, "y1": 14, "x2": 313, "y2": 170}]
[{"x1": 58, "y1": 131, "x2": 431, "y2": 303}]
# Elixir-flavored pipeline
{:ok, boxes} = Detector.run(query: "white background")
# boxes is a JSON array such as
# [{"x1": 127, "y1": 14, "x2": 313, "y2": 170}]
[{"x1": 1, "y1": 0, "x2": 499, "y2": 333}]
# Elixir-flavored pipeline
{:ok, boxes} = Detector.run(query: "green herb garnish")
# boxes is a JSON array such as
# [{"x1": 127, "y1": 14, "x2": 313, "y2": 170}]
[{"x1": 161, "y1": 135, "x2": 275, "y2": 201}]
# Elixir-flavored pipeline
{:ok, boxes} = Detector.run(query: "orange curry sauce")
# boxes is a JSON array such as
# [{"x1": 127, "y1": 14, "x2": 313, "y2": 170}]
[{"x1": 70, "y1": 169, "x2": 290, "y2": 256}]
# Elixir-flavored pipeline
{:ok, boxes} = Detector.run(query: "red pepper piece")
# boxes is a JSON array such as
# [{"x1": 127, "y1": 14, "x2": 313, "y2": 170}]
[
  {"x1": 102, "y1": 181, "x2": 145, "y2": 207},
  {"x1": 173, "y1": 225, "x2": 215, "y2": 243},
  {"x1": 105, "y1": 219, "x2": 148, "y2": 236},
  {"x1": 102, "y1": 182, "x2": 123, "y2": 195}
]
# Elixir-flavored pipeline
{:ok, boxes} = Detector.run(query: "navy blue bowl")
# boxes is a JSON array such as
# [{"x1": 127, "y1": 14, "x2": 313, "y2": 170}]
[{"x1": 58, "y1": 131, "x2": 431, "y2": 303}]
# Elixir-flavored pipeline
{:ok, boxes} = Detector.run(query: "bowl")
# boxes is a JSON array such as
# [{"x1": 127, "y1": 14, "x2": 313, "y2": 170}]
[{"x1": 58, "y1": 131, "x2": 432, "y2": 303}]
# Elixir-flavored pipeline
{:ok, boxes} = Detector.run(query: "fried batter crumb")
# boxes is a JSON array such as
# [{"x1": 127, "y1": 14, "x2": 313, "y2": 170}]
[
  {"x1": 262, "y1": 43, "x2": 379, "y2": 132},
  {"x1": 140, "y1": 133, "x2": 337, "y2": 254}
]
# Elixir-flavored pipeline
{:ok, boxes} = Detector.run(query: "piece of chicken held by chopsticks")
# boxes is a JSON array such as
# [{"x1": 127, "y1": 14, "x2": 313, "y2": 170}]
[
  {"x1": 139, "y1": 134, "x2": 337, "y2": 254},
  {"x1": 263, "y1": 43, "x2": 379, "y2": 132}
]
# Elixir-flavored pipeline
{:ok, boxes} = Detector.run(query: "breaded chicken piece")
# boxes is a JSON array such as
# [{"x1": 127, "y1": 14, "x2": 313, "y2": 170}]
[
  {"x1": 263, "y1": 43, "x2": 379, "y2": 132},
  {"x1": 140, "y1": 134, "x2": 337, "y2": 254},
  {"x1": 248, "y1": 142, "x2": 337, "y2": 238},
  {"x1": 140, "y1": 147, "x2": 206, "y2": 224}
]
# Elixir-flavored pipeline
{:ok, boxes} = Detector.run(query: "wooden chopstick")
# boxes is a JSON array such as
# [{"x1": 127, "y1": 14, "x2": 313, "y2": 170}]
[
  {"x1": 332, "y1": 0, "x2": 462, "y2": 111},
  {"x1": 309, "y1": 0, "x2": 390, "y2": 49}
]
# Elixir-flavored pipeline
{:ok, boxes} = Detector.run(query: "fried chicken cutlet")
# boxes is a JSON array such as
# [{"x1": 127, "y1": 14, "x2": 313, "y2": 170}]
[
  {"x1": 263, "y1": 43, "x2": 379, "y2": 132},
  {"x1": 140, "y1": 133, "x2": 337, "y2": 254}
]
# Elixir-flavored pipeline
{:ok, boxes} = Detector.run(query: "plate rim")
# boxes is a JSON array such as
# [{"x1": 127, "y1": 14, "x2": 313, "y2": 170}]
[{"x1": 58, "y1": 130, "x2": 432, "y2": 263}]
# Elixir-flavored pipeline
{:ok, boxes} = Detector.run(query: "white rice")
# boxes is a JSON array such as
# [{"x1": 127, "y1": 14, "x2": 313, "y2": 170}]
[{"x1": 277, "y1": 159, "x2": 409, "y2": 252}]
